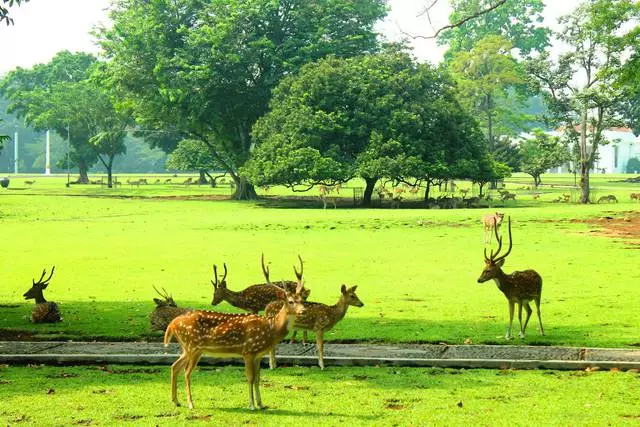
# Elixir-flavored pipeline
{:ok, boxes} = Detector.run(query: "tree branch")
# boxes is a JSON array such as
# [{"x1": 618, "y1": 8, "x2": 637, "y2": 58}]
[{"x1": 405, "y1": 0, "x2": 508, "y2": 40}]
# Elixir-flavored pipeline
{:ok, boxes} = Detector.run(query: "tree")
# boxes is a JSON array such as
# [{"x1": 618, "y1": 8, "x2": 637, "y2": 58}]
[
  {"x1": 469, "y1": 155, "x2": 511, "y2": 197},
  {"x1": 243, "y1": 49, "x2": 488, "y2": 206},
  {"x1": 437, "y1": 0, "x2": 550, "y2": 60},
  {"x1": 0, "y1": 51, "x2": 100, "y2": 183},
  {"x1": 1, "y1": 0, "x2": 28, "y2": 26},
  {"x1": 519, "y1": 129, "x2": 569, "y2": 188},
  {"x1": 526, "y1": 1, "x2": 638, "y2": 203},
  {"x1": 98, "y1": 0, "x2": 387, "y2": 200},
  {"x1": 448, "y1": 35, "x2": 526, "y2": 153},
  {"x1": 166, "y1": 139, "x2": 220, "y2": 185}
]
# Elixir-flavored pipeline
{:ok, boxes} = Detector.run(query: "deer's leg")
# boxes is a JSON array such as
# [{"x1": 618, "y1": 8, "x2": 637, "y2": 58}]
[
  {"x1": 269, "y1": 347, "x2": 277, "y2": 370},
  {"x1": 289, "y1": 330, "x2": 297, "y2": 344},
  {"x1": 244, "y1": 354, "x2": 256, "y2": 410},
  {"x1": 506, "y1": 301, "x2": 515, "y2": 340},
  {"x1": 535, "y1": 297, "x2": 544, "y2": 335},
  {"x1": 253, "y1": 357, "x2": 265, "y2": 409},
  {"x1": 171, "y1": 353, "x2": 188, "y2": 407},
  {"x1": 316, "y1": 330, "x2": 325, "y2": 370},
  {"x1": 523, "y1": 302, "x2": 533, "y2": 337},
  {"x1": 517, "y1": 303, "x2": 525, "y2": 339},
  {"x1": 184, "y1": 352, "x2": 201, "y2": 410},
  {"x1": 302, "y1": 330, "x2": 308, "y2": 345}
]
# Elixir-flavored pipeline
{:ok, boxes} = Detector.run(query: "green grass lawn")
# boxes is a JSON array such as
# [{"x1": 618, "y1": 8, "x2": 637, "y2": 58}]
[
  {"x1": 0, "y1": 173, "x2": 639, "y2": 347},
  {"x1": 0, "y1": 364, "x2": 638, "y2": 426}
]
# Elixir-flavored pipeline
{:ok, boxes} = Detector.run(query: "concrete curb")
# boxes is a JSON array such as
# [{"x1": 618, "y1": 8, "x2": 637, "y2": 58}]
[{"x1": 1, "y1": 341, "x2": 640, "y2": 370}]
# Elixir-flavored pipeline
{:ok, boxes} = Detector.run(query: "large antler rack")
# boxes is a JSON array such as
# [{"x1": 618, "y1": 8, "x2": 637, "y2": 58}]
[
  {"x1": 484, "y1": 216, "x2": 512, "y2": 263},
  {"x1": 33, "y1": 266, "x2": 55, "y2": 287}
]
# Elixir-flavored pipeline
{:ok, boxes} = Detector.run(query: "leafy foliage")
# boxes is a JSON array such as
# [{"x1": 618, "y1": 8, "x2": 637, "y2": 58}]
[
  {"x1": 438, "y1": 0, "x2": 550, "y2": 60},
  {"x1": 519, "y1": 129, "x2": 570, "y2": 187},
  {"x1": 243, "y1": 49, "x2": 488, "y2": 205},
  {"x1": 98, "y1": 0, "x2": 387, "y2": 199},
  {"x1": 0, "y1": 0, "x2": 28, "y2": 26}
]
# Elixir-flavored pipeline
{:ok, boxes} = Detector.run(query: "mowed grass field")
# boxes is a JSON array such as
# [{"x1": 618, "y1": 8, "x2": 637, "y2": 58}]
[
  {"x1": 0, "y1": 173, "x2": 639, "y2": 347},
  {"x1": 1, "y1": 364, "x2": 639, "y2": 426}
]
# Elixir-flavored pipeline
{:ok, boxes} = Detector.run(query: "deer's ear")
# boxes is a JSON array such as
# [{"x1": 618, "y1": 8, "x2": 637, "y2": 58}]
[
  {"x1": 341, "y1": 284, "x2": 347, "y2": 294},
  {"x1": 349, "y1": 285, "x2": 358, "y2": 292},
  {"x1": 496, "y1": 258, "x2": 506, "y2": 267}
]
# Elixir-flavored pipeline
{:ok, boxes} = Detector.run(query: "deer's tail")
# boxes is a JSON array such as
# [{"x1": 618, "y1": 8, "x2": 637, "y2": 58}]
[{"x1": 163, "y1": 323, "x2": 175, "y2": 347}]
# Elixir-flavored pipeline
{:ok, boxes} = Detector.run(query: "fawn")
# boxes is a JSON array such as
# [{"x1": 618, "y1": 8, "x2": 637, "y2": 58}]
[
  {"x1": 23, "y1": 266, "x2": 61, "y2": 323},
  {"x1": 477, "y1": 216, "x2": 544, "y2": 339},
  {"x1": 150, "y1": 286, "x2": 192, "y2": 332},
  {"x1": 483, "y1": 212, "x2": 504, "y2": 244},
  {"x1": 265, "y1": 284, "x2": 363, "y2": 370},
  {"x1": 210, "y1": 255, "x2": 309, "y2": 313},
  {"x1": 164, "y1": 263, "x2": 306, "y2": 410}
]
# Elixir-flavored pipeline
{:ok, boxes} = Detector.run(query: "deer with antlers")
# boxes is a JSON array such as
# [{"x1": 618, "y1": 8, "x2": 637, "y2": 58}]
[
  {"x1": 23, "y1": 266, "x2": 61, "y2": 323},
  {"x1": 150, "y1": 286, "x2": 192, "y2": 332},
  {"x1": 477, "y1": 217, "x2": 544, "y2": 340},
  {"x1": 265, "y1": 284, "x2": 363, "y2": 370},
  {"x1": 164, "y1": 262, "x2": 306, "y2": 410},
  {"x1": 210, "y1": 255, "x2": 309, "y2": 313}
]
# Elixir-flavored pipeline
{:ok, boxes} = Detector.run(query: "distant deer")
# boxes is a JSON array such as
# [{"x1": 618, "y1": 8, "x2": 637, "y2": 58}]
[
  {"x1": 127, "y1": 179, "x2": 141, "y2": 187},
  {"x1": 23, "y1": 266, "x2": 61, "y2": 323},
  {"x1": 598, "y1": 194, "x2": 618, "y2": 203},
  {"x1": 182, "y1": 177, "x2": 193, "y2": 186},
  {"x1": 210, "y1": 256, "x2": 308, "y2": 313},
  {"x1": 631, "y1": 192, "x2": 640, "y2": 201},
  {"x1": 318, "y1": 185, "x2": 339, "y2": 209},
  {"x1": 24, "y1": 180, "x2": 35, "y2": 186},
  {"x1": 483, "y1": 212, "x2": 504, "y2": 244},
  {"x1": 164, "y1": 264, "x2": 306, "y2": 410},
  {"x1": 150, "y1": 286, "x2": 192, "y2": 332},
  {"x1": 265, "y1": 284, "x2": 364, "y2": 370},
  {"x1": 164, "y1": 178, "x2": 172, "y2": 184},
  {"x1": 477, "y1": 217, "x2": 544, "y2": 340}
]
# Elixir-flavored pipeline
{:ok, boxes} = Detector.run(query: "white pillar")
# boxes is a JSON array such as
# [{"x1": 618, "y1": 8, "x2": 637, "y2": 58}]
[
  {"x1": 13, "y1": 131, "x2": 18, "y2": 174},
  {"x1": 45, "y1": 130, "x2": 52, "y2": 175}
]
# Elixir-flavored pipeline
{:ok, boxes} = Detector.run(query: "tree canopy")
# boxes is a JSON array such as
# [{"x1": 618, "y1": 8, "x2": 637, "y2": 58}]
[
  {"x1": 98, "y1": 0, "x2": 388, "y2": 199},
  {"x1": 519, "y1": 129, "x2": 570, "y2": 187},
  {"x1": 243, "y1": 49, "x2": 489, "y2": 205},
  {"x1": 1, "y1": 0, "x2": 28, "y2": 26}
]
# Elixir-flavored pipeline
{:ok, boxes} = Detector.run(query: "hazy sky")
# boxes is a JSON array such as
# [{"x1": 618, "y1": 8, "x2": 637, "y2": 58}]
[{"x1": 0, "y1": 0, "x2": 581, "y2": 75}]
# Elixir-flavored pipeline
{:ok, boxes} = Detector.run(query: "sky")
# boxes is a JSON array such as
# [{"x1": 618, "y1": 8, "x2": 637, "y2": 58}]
[{"x1": 0, "y1": 0, "x2": 581, "y2": 75}]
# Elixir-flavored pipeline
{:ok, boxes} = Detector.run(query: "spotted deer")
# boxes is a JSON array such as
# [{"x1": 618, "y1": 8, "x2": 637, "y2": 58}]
[
  {"x1": 477, "y1": 216, "x2": 544, "y2": 340},
  {"x1": 483, "y1": 212, "x2": 504, "y2": 244},
  {"x1": 150, "y1": 286, "x2": 192, "y2": 332},
  {"x1": 265, "y1": 284, "x2": 364, "y2": 370},
  {"x1": 210, "y1": 255, "x2": 308, "y2": 313},
  {"x1": 164, "y1": 263, "x2": 306, "y2": 410},
  {"x1": 23, "y1": 266, "x2": 61, "y2": 323}
]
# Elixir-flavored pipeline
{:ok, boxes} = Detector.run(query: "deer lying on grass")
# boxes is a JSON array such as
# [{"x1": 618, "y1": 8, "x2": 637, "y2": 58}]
[
  {"x1": 477, "y1": 216, "x2": 544, "y2": 340},
  {"x1": 164, "y1": 263, "x2": 306, "y2": 410},
  {"x1": 265, "y1": 284, "x2": 364, "y2": 370},
  {"x1": 483, "y1": 212, "x2": 504, "y2": 244},
  {"x1": 150, "y1": 286, "x2": 192, "y2": 332},
  {"x1": 210, "y1": 255, "x2": 309, "y2": 313},
  {"x1": 23, "y1": 266, "x2": 61, "y2": 323},
  {"x1": 24, "y1": 180, "x2": 35, "y2": 186}
]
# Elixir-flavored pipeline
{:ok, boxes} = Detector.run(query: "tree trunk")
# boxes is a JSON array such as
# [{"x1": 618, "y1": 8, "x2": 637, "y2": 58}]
[
  {"x1": 198, "y1": 169, "x2": 208, "y2": 185},
  {"x1": 361, "y1": 177, "x2": 377, "y2": 207},
  {"x1": 231, "y1": 175, "x2": 259, "y2": 200},
  {"x1": 423, "y1": 180, "x2": 431, "y2": 204},
  {"x1": 77, "y1": 159, "x2": 89, "y2": 184},
  {"x1": 478, "y1": 182, "x2": 486, "y2": 197},
  {"x1": 579, "y1": 107, "x2": 590, "y2": 204}
]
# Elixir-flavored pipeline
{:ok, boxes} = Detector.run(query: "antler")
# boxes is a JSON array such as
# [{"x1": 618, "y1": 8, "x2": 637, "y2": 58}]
[
  {"x1": 261, "y1": 253, "x2": 271, "y2": 284},
  {"x1": 153, "y1": 285, "x2": 171, "y2": 300},
  {"x1": 293, "y1": 255, "x2": 304, "y2": 293},
  {"x1": 493, "y1": 216, "x2": 512, "y2": 263},
  {"x1": 212, "y1": 265, "x2": 219, "y2": 289},
  {"x1": 33, "y1": 266, "x2": 55, "y2": 286}
]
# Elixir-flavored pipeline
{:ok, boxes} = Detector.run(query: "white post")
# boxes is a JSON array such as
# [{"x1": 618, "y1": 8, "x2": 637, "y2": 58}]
[
  {"x1": 45, "y1": 130, "x2": 51, "y2": 175},
  {"x1": 13, "y1": 131, "x2": 18, "y2": 174}
]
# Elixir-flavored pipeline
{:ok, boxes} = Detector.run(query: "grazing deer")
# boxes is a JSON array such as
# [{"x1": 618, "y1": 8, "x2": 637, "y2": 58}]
[
  {"x1": 211, "y1": 256, "x2": 308, "y2": 313},
  {"x1": 164, "y1": 264, "x2": 306, "y2": 410},
  {"x1": 23, "y1": 266, "x2": 61, "y2": 323},
  {"x1": 24, "y1": 180, "x2": 35, "y2": 186},
  {"x1": 126, "y1": 179, "x2": 141, "y2": 187},
  {"x1": 483, "y1": 212, "x2": 504, "y2": 244},
  {"x1": 265, "y1": 284, "x2": 364, "y2": 370},
  {"x1": 631, "y1": 192, "x2": 640, "y2": 201},
  {"x1": 477, "y1": 217, "x2": 544, "y2": 340},
  {"x1": 150, "y1": 286, "x2": 192, "y2": 332},
  {"x1": 182, "y1": 177, "x2": 193, "y2": 186},
  {"x1": 164, "y1": 178, "x2": 172, "y2": 184}
]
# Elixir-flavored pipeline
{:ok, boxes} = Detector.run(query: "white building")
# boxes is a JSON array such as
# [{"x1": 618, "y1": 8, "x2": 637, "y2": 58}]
[{"x1": 522, "y1": 128, "x2": 640, "y2": 174}]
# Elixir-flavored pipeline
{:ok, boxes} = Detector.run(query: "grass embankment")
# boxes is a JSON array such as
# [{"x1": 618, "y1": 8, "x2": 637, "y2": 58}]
[
  {"x1": 0, "y1": 364, "x2": 638, "y2": 426},
  {"x1": 1, "y1": 174, "x2": 639, "y2": 347}
]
